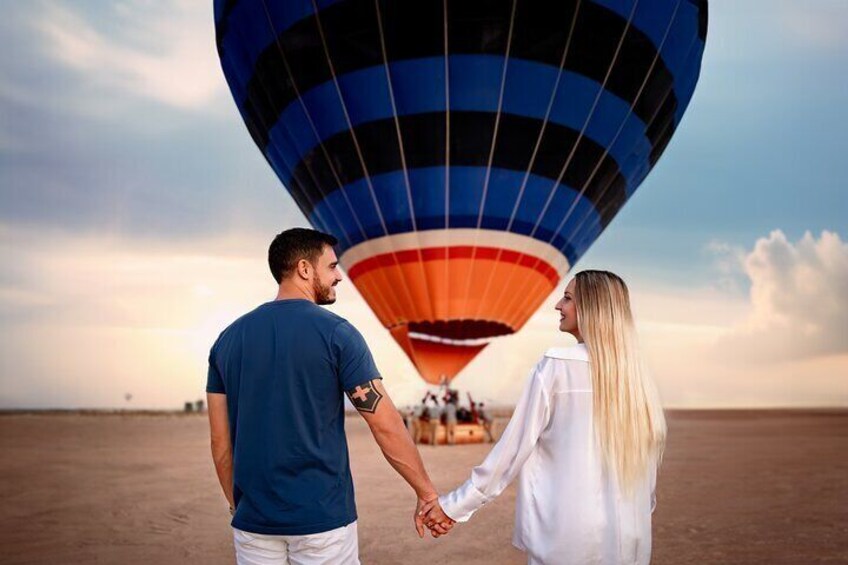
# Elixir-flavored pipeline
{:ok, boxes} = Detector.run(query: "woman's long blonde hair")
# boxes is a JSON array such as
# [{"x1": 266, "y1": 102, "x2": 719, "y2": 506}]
[{"x1": 574, "y1": 270, "x2": 666, "y2": 493}]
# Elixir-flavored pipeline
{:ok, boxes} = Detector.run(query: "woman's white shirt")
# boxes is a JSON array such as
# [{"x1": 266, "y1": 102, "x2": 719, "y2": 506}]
[{"x1": 439, "y1": 344, "x2": 657, "y2": 565}]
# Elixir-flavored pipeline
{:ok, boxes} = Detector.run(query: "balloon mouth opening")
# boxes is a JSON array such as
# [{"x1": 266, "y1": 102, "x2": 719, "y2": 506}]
[{"x1": 407, "y1": 320, "x2": 512, "y2": 346}]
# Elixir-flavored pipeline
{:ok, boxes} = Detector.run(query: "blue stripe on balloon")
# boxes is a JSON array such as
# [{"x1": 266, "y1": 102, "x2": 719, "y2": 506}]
[
  {"x1": 389, "y1": 56, "x2": 446, "y2": 117},
  {"x1": 268, "y1": 56, "x2": 651, "y2": 191},
  {"x1": 308, "y1": 166, "x2": 602, "y2": 262},
  {"x1": 220, "y1": 40, "x2": 619, "y2": 245},
  {"x1": 649, "y1": 0, "x2": 703, "y2": 98},
  {"x1": 618, "y1": 126, "x2": 653, "y2": 197},
  {"x1": 218, "y1": 54, "x2": 246, "y2": 117},
  {"x1": 569, "y1": 222, "x2": 602, "y2": 264},
  {"x1": 213, "y1": 0, "x2": 227, "y2": 25},
  {"x1": 219, "y1": 47, "x2": 279, "y2": 154},
  {"x1": 223, "y1": 0, "x2": 300, "y2": 76},
  {"x1": 263, "y1": 133, "x2": 342, "y2": 239},
  {"x1": 673, "y1": 41, "x2": 707, "y2": 125},
  {"x1": 593, "y1": 0, "x2": 704, "y2": 127},
  {"x1": 594, "y1": 0, "x2": 673, "y2": 49},
  {"x1": 221, "y1": 0, "x2": 702, "y2": 134},
  {"x1": 218, "y1": 0, "x2": 347, "y2": 78},
  {"x1": 221, "y1": 50, "x2": 299, "y2": 173}
]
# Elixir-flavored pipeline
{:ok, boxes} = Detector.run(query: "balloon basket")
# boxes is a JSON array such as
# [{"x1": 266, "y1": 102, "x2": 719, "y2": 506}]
[{"x1": 418, "y1": 423, "x2": 487, "y2": 445}]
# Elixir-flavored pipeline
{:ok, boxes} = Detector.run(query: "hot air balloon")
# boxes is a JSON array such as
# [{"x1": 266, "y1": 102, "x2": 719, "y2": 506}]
[{"x1": 214, "y1": 0, "x2": 708, "y2": 384}]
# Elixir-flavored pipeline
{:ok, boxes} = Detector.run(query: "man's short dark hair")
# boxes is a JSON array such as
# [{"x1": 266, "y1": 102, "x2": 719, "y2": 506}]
[{"x1": 268, "y1": 228, "x2": 338, "y2": 283}]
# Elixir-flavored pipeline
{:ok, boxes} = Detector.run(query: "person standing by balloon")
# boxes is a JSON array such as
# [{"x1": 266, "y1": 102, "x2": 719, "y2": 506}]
[
  {"x1": 444, "y1": 396, "x2": 458, "y2": 445},
  {"x1": 421, "y1": 271, "x2": 666, "y2": 565},
  {"x1": 478, "y1": 402, "x2": 495, "y2": 443},
  {"x1": 426, "y1": 396, "x2": 442, "y2": 446}
]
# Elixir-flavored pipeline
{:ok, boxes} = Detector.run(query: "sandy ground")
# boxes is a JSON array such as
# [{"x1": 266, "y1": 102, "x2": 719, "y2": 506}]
[{"x1": 0, "y1": 410, "x2": 846, "y2": 564}]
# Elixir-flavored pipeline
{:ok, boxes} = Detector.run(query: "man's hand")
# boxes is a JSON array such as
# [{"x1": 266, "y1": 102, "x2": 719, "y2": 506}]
[
  {"x1": 417, "y1": 496, "x2": 455, "y2": 538},
  {"x1": 414, "y1": 495, "x2": 434, "y2": 538}
]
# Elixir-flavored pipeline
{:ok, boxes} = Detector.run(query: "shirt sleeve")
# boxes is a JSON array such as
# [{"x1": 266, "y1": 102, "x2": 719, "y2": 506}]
[
  {"x1": 332, "y1": 320, "x2": 380, "y2": 390},
  {"x1": 206, "y1": 344, "x2": 225, "y2": 394},
  {"x1": 650, "y1": 460, "x2": 658, "y2": 513},
  {"x1": 439, "y1": 359, "x2": 551, "y2": 522}
]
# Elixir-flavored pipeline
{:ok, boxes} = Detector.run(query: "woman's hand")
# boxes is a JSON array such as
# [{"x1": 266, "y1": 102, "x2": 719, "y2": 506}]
[{"x1": 418, "y1": 497, "x2": 456, "y2": 538}]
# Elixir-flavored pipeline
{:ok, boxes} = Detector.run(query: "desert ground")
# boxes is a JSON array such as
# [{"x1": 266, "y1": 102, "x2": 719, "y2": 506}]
[{"x1": 1, "y1": 410, "x2": 846, "y2": 564}]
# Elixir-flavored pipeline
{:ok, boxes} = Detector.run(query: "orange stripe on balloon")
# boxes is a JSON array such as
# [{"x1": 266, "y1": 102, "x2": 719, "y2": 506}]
[
  {"x1": 349, "y1": 257, "x2": 558, "y2": 332},
  {"x1": 347, "y1": 246, "x2": 558, "y2": 286}
]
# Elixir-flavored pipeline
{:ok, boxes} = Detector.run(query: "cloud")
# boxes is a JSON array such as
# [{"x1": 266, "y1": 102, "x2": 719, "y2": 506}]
[
  {"x1": 716, "y1": 230, "x2": 848, "y2": 361},
  {"x1": 703, "y1": 239, "x2": 749, "y2": 295},
  {"x1": 0, "y1": 2, "x2": 302, "y2": 242},
  {"x1": 37, "y1": 1, "x2": 224, "y2": 110}
]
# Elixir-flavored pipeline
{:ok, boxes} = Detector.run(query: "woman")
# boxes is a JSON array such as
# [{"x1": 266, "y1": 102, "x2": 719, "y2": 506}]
[{"x1": 422, "y1": 270, "x2": 666, "y2": 564}]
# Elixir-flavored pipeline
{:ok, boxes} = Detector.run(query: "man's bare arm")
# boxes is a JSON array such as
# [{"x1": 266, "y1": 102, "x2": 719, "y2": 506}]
[
  {"x1": 347, "y1": 379, "x2": 435, "y2": 498},
  {"x1": 207, "y1": 392, "x2": 235, "y2": 509},
  {"x1": 346, "y1": 379, "x2": 453, "y2": 537}
]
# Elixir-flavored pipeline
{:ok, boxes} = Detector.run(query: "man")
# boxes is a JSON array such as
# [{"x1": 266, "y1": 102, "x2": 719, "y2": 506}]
[
  {"x1": 206, "y1": 228, "x2": 452, "y2": 563},
  {"x1": 444, "y1": 399, "x2": 458, "y2": 446},
  {"x1": 411, "y1": 402, "x2": 425, "y2": 444},
  {"x1": 402, "y1": 405, "x2": 414, "y2": 436},
  {"x1": 426, "y1": 397, "x2": 441, "y2": 446},
  {"x1": 479, "y1": 402, "x2": 496, "y2": 443}
]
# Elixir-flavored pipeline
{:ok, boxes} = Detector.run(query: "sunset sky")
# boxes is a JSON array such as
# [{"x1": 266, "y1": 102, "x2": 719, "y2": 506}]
[{"x1": 1, "y1": 1, "x2": 845, "y2": 409}]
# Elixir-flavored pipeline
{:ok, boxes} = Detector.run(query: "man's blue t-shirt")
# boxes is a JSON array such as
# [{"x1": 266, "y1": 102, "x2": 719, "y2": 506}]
[{"x1": 206, "y1": 299, "x2": 379, "y2": 535}]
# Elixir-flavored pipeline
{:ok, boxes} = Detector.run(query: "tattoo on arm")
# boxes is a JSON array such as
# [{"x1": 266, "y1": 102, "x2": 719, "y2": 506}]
[{"x1": 346, "y1": 379, "x2": 383, "y2": 414}]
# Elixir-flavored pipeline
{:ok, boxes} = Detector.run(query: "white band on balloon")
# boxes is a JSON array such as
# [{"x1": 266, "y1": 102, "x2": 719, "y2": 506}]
[
  {"x1": 339, "y1": 228, "x2": 571, "y2": 275},
  {"x1": 408, "y1": 332, "x2": 493, "y2": 347}
]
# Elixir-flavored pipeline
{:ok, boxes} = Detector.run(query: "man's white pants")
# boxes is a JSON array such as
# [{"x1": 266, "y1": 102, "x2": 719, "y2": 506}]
[{"x1": 233, "y1": 522, "x2": 359, "y2": 564}]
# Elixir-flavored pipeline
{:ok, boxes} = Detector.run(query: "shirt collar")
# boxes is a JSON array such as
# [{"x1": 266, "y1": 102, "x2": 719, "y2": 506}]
[{"x1": 544, "y1": 343, "x2": 589, "y2": 362}]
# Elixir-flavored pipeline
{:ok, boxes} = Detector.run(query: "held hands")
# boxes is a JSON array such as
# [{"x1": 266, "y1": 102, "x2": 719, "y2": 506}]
[{"x1": 414, "y1": 494, "x2": 456, "y2": 538}]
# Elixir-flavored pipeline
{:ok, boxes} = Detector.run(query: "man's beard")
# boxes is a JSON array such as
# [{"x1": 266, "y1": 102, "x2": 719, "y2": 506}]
[{"x1": 313, "y1": 278, "x2": 336, "y2": 305}]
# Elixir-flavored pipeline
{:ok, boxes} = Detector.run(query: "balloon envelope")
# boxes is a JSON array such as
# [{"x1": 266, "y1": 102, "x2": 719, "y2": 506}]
[{"x1": 215, "y1": 0, "x2": 708, "y2": 384}]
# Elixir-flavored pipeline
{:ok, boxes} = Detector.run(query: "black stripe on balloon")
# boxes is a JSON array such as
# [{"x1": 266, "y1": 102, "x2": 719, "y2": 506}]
[
  {"x1": 688, "y1": 0, "x2": 709, "y2": 41},
  {"x1": 214, "y1": 0, "x2": 240, "y2": 55},
  {"x1": 233, "y1": 0, "x2": 679, "y2": 153},
  {"x1": 409, "y1": 320, "x2": 513, "y2": 341},
  {"x1": 290, "y1": 111, "x2": 627, "y2": 227},
  {"x1": 647, "y1": 94, "x2": 677, "y2": 166}
]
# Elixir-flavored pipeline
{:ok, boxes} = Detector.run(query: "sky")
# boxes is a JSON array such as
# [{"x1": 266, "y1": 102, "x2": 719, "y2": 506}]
[{"x1": 0, "y1": 1, "x2": 846, "y2": 409}]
